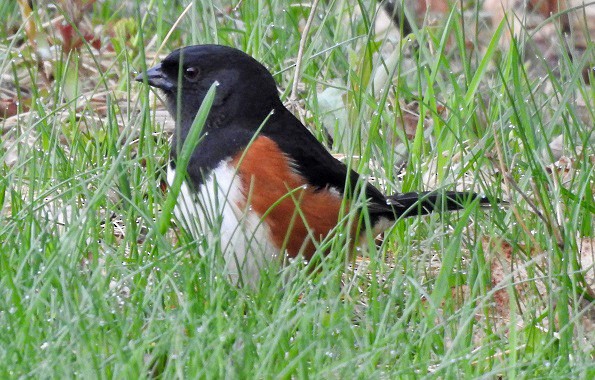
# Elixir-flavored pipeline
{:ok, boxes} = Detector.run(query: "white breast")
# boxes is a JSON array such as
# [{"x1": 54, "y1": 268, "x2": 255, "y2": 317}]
[{"x1": 167, "y1": 161, "x2": 279, "y2": 286}]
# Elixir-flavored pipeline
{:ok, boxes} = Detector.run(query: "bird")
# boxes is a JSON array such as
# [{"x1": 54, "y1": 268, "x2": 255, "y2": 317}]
[{"x1": 136, "y1": 44, "x2": 490, "y2": 286}]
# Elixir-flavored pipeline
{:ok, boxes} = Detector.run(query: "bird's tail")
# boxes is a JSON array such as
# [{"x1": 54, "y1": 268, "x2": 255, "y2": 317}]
[{"x1": 386, "y1": 191, "x2": 491, "y2": 218}]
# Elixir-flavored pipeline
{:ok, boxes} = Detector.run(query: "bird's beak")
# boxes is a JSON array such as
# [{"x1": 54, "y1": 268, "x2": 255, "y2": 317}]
[{"x1": 135, "y1": 64, "x2": 175, "y2": 92}]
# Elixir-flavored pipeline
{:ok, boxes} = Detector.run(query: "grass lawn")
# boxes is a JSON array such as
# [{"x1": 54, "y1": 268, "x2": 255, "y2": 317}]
[{"x1": 1, "y1": 0, "x2": 593, "y2": 377}]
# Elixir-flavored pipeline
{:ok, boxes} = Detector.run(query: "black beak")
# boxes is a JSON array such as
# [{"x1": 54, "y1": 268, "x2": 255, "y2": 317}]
[{"x1": 135, "y1": 64, "x2": 175, "y2": 92}]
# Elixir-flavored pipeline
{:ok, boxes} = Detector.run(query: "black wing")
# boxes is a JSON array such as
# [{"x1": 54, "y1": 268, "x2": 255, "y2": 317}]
[{"x1": 262, "y1": 110, "x2": 393, "y2": 218}]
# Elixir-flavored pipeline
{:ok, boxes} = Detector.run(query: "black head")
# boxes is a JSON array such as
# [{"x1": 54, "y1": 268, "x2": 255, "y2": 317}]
[{"x1": 135, "y1": 44, "x2": 283, "y2": 139}]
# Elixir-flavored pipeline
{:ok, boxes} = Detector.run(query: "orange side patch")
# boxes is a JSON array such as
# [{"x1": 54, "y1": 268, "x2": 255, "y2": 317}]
[{"x1": 231, "y1": 136, "x2": 344, "y2": 259}]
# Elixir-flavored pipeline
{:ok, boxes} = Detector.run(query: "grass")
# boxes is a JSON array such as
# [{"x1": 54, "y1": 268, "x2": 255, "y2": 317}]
[{"x1": 1, "y1": 0, "x2": 594, "y2": 377}]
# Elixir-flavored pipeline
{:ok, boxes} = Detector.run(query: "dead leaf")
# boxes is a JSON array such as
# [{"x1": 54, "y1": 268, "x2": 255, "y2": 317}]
[
  {"x1": 483, "y1": 236, "x2": 545, "y2": 322},
  {"x1": 0, "y1": 99, "x2": 20, "y2": 119},
  {"x1": 577, "y1": 237, "x2": 595, "y2": 296}
]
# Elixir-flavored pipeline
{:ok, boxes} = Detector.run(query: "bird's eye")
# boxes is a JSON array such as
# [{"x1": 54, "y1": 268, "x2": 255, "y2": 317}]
[{"x1": 184, "y1": 66, "x2": 201, "y2": 82}]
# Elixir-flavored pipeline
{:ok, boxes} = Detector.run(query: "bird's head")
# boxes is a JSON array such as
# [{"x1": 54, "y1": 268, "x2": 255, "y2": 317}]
[{"x1": 136, "y1": 44, "x2": 283, "y2": 138}]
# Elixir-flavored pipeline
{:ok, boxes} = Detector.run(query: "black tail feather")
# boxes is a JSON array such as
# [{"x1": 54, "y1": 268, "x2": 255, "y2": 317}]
[{"x1": 386, "y1": 191, "x2": 490, "y2": 218}]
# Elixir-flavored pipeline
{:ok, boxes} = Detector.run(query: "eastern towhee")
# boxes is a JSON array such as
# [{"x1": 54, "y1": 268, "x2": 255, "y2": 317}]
[{"x1": 136, "y1": 44, "x2": 490, "y2": 286}]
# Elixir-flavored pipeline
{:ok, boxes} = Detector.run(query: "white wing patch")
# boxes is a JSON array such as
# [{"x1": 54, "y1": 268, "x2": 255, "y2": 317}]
[{"x1": 167, "y1": 161, "x2": 279, "y2": 286}]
